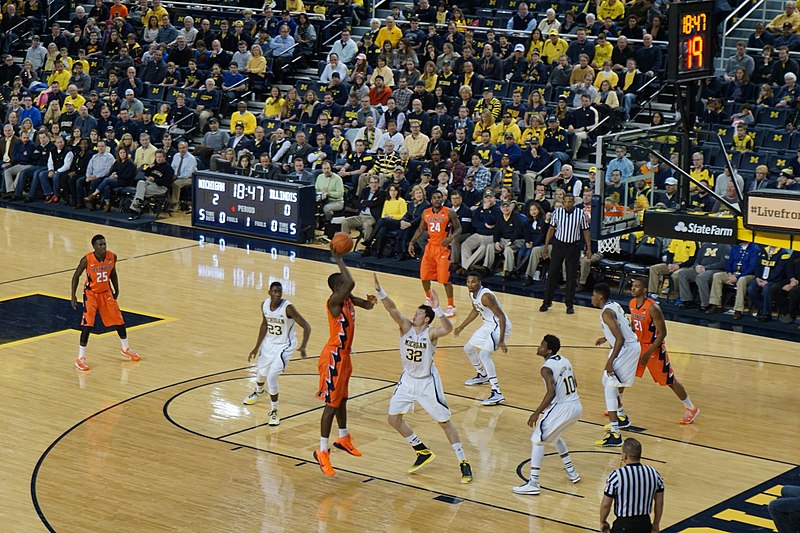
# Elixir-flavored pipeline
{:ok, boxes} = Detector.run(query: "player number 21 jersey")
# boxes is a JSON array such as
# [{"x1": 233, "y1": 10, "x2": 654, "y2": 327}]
[
  {"x1": 399, "y1": 325, "x2": 436, "y2": 378},
  {"x1": 261, "y1": 299, "x2": 296, "y2": 346}
]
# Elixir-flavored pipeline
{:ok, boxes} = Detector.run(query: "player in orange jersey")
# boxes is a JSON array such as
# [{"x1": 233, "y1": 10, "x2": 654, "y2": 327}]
[
  {"x1": 314, "y1": 248, "x2": 377, "y2": 477},
  {"x1": 408, "y1": 190, "x2": 462, "y2": 317},
  {"x1": 628, "y1": 278, "x2": 699, "y2": 425},
  {"x1": 70, "y1": 234, "x2": 140, "y2": 371}
]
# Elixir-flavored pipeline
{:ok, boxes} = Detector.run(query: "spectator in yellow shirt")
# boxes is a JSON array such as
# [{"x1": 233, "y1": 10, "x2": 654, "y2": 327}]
[
  {"x1": 47, "y1": 62, "x2": 71, "y2": 93},
  {"x1": 375, "y1": 16, "x2": 403, "y2": 48},
  {"x1": 592, "y1": 33, "x2": 614, "y2": 69},
  {"x1": 541, "y1": 29, "x2": 568, "y2": 65},
  {"x1": 61, "y1": 85, "x2": 85, "y2": 113},
  {"x1": 230, "y1": 101, "x2": 257, "y2": 136},
  {"x1": 597, "y1": 0, "x2": 626, "y2": 22},
  {"x1": 731, "y1": 123, "x2": 755, "y2": 153},
  {"x1": 768, "y1": 1, "x2": 800, "y2": 33},
  {"x1": 490, "y1": 112, "x2": 522, "y2": 144}
]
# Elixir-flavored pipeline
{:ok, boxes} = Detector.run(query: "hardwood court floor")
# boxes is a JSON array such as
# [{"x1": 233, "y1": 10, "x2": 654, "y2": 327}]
[{"x1": 1, "y1": 208, "x2": 798, "y2": 533}]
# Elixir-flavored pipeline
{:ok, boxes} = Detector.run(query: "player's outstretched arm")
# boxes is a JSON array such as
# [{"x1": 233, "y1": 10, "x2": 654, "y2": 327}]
[
  {"x1": 286, "y1": 304, "x2": 311, "y2": 358},
  {"x1": 428, "y1": 288, "x2": 453, "y2": 341},
  {"x1": 373, "y1": 273, "x2": 412, "y2": 331},
  {"x1": 70, "y1": 256, "x2": 88, "y2": 310},
  {"x1": 329, "y1": 252, "x2": 356, "y2": 312},
  {"x1": 249, "y1": 314, "x2": 268, "y2": 361},
  {"x1": 453, "y1": 307, "x2": 479, "y2": 336}
]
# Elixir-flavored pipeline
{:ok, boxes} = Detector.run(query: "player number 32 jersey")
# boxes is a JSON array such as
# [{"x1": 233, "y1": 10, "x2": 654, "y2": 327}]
[{"x1": 399, "y1": 325, "x2": 436, "y2": 378}]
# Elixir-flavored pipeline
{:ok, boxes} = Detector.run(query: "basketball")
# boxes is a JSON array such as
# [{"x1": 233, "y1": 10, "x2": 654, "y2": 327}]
[{"x1": 331, "y1": 232, "x2": 353, "y2": 256}]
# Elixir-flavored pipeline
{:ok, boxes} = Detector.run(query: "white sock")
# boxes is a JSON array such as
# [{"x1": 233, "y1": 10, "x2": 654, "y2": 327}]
[
  {"x1": 555, "y1": 438, "x2": 575, "y2": 471},
  {"x1": 120, "y1": 338, "x2": 129, "y2": 350},
  {"x1": 255, "y1": 382, "x2": 265, "y2": 393},
  {"x1": 78, "y1": 346, "x2": 86, "y2": 359},
  {"x1": 270, "y1": 400, "x2": 278, "y2": 411},
  {"x1": 529, "y1": 443, "x2": 545, "y2": 482},
  {"x1": 618, "y1": 407, "x2": 627, "y2": 418},
  {"x1": 682, "y1": 396, "x2": 695, "y2": 410},
  {"x1": 609, "y1": 421, "x2": 620, "y2": 433},
  {"x1": 338, "y1": 428, "x2": 349, "y2": 438},
  {"x1": 266, "y1": 371, "x2": 279, "y2": 396},
  {"x1": 320, "y1": 437, "x2": 328, "y2": 451},
  {"x1": 452, "y1": 442, "x2": 466, "y2": 461},
  {"x1": 405, "y1": 433, "x2": 422, "y2": 446}
]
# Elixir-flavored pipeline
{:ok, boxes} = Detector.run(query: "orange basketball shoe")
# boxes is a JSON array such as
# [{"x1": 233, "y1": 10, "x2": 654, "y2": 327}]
[
  {"x1": 313, "y1": 449, "x2": 336, "y2": 477},
  {"x1": 121, "y1": 348, "x2": 141, "y2": 361},
  {"x1": 680, "y1": 406, "x2": 700, "y2": 425},
  {"x1": 333, "y1": 434, "x2": 362, "y2": 456},
  {"x1": 75, "y1": 357, "x2": 90, "y2": 371}
]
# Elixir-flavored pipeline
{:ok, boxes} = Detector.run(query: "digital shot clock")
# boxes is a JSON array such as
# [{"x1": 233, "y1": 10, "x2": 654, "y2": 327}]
[
  {"x1": 191, "y1": 171, "x2": 316, "y2": 244},
  {"x1": 667, "y1": 2, "x2": 716, "y2": 82}
]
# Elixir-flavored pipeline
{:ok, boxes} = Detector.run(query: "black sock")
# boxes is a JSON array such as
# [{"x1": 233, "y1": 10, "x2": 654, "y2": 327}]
[{"x1": 413, "y1": 443, "x2": 428, "y2": 452}]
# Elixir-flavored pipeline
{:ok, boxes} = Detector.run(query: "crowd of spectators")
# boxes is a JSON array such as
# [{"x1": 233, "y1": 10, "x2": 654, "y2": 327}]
[{"x1": 0, "y1": 0, "x2": 797, "y2": 321}]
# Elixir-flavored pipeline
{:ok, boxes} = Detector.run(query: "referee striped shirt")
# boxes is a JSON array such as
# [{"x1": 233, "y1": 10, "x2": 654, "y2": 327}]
[
  {"x1": 550, "y1": 206, "x2": 590, "y2": 243},
  {"x1": 604, "y1": 463, "x2": 665, "y2": 517}
]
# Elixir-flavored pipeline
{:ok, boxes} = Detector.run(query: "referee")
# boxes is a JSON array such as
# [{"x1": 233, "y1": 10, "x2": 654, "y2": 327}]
[
  {"x1": 601, "y1": 438, "x2": 665, "y2": 533},
  {"x1": 540, "y1": 194, "x2": 592, "y2": 314}
]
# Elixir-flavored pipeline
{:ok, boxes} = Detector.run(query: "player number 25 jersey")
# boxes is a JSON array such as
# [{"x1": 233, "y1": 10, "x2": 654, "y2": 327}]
[
  {"x1": 543, "y1": 354, "x2": 580, "y2": 404},
  {"x1": 399, "y1": 325, "x2": 436, "y2": 378},
  {"x1": 261, "y1": 299, "x2": 296, "y2": 346},
  {"x1": 84, "y1": 251, "x2": 115, "y2": 294}
]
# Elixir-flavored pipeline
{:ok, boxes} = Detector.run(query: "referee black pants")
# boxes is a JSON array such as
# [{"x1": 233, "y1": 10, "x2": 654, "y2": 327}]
[
  {"x1": 544, "y1": 239, "x2": 581, "y2": 307},
  {"x1": 612, "y1": 515, "x2": 651, "y2": 533}
]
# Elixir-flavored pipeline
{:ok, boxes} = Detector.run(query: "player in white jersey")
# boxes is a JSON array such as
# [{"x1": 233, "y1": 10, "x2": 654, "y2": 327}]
[
  {"x1": 513, "y1": 334, "x2": 583, "y2": 495},
  {"x1": 592, "y1": 283, "x2": 640, "y2": 447},
  {"x1": 243, "y1": 282, "x2": 311, "y2": 427},
  {"x1": 454, "y1": 270, "x2": 512, "y2": 406},
  {"x1": 374, "y1": 274, "x2": 473, "y2": 484}
]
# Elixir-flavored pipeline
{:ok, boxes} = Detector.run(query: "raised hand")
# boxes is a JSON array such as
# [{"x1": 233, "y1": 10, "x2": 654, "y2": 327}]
[{"x1": 429, "y1": 288, "x2": 440, "y2": 309}]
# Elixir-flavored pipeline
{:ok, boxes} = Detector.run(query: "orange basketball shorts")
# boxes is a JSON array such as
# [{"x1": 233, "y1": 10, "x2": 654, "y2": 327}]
[
  {"x1": 420, "y1": 244, "x2": 451, "y2": 284},
  {"x1": 81, "y1": 290, "x2": 125, "y2": 328},
  {"x1": 317, "y1": 345, "x2": 353, "y2": 408},
  {"x1": 636, "y1": 343, "x2": 675, "y2": 386}
]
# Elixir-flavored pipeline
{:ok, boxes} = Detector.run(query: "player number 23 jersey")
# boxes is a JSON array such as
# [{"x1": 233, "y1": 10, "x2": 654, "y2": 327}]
[{"x1": 262, "y1": 299, "x2": 296, "y2": 345}]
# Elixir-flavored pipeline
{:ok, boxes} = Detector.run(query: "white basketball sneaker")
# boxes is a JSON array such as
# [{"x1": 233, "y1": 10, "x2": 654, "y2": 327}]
[
  {"x1": 464, "y1": 373, "x2": 489, "y2": 385},
  {"x1": 512, "y1": 480, "x2": 541, "y2": 495}
]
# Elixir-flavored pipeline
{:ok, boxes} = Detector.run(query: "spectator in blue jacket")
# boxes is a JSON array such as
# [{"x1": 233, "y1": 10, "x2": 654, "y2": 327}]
[
  {"x1": 493, "y1": 132, "x2": 523, "y2": 168},
  {"x1": 706, "y1": 241, "x2": 761, "y2": 318},
  {"x1": 748, "y1": 246, "x2": 794, "y2": 320}
]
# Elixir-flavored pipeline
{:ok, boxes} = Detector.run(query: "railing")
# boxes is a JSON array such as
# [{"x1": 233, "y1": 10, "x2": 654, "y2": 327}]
[
  {"x1": 721, "y1": 0, "x2": 768, "y2": 56},
  {"x1": 630, "y1": 77, "x2": 665, "y2": 123}
]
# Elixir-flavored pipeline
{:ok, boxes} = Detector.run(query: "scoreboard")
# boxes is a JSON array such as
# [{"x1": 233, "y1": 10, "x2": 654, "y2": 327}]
[
  {"x1": 667, "y1": 1, "x2": 716, "y2": 82},
  {"x1": 191, "y1": 172, "x2": 316, "y2": 243}
]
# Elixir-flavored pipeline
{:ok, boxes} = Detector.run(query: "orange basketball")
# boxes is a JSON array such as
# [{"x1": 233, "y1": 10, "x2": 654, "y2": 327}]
[{"x1": 331, "y1": 232, "x2": 354, "y2": 255}]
